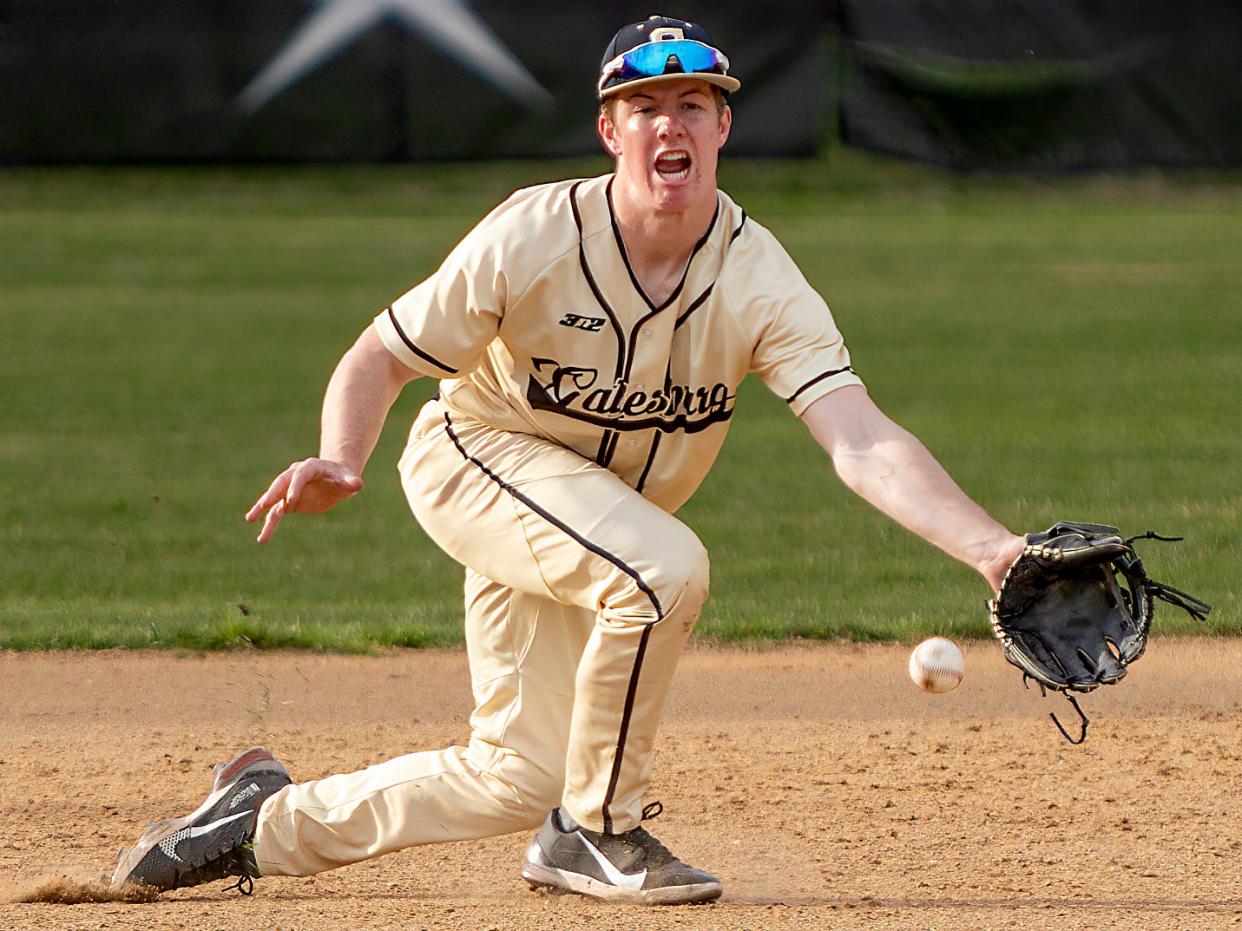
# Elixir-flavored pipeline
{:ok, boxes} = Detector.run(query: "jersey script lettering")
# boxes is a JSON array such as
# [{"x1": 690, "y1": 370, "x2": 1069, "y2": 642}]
[{"x1": 528, "y1": 357, "x2": 733, "y2": 431}]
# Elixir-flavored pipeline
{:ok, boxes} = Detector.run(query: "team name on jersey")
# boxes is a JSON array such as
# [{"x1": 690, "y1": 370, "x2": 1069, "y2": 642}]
[
  {"x1": 558, "y1": 312, "x2": 606, "y2": 332},
  {"x1": 528, "y1": 357, "x2": 734, "y2": 430}
]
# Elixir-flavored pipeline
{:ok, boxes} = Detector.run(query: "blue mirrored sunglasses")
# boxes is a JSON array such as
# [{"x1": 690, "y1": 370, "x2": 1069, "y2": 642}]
[{"x1": 599, "y1": 40, "x2": 730, "y2": 93}]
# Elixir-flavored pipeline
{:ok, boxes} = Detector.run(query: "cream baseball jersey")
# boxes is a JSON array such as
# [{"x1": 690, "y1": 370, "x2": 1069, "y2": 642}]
[{"x1": 374, "y1": 175, "x2": 862, "y2": 513}]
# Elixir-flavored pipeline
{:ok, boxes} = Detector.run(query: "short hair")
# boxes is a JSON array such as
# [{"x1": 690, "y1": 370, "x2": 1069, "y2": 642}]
[{"x1": 599, "y1": 85, "x2": 728, "y2": 124}]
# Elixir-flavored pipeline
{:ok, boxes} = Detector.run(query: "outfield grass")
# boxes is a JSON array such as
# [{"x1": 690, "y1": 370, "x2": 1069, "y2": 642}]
[{"x1": 1, "y1": 154, "x2": 1237, "y2": 650}]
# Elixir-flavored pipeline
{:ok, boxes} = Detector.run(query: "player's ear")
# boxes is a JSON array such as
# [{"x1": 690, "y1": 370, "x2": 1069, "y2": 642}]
[
  {"x1": 597, "y1": 107, "x2": 622, "y2": 158},
  {"x1": 717, "y1": 104, "x2": 732, "y2": 149}
]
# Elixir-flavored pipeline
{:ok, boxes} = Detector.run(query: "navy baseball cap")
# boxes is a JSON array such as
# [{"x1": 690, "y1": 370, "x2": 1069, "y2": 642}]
[{"x1": 598, "y1": 15, "x2": 741, "y2": 100}]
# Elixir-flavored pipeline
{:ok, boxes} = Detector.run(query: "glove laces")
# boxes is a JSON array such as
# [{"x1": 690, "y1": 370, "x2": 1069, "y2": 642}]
[{"x1": 1023, "y1": 675, "x2": 1089, "y2": 745}]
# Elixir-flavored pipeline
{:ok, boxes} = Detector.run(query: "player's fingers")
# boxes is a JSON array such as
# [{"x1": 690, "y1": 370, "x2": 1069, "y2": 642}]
[
  {"x1": 284, "y1": 463, "x2": 315, "y2": 511},
  {"x1": 245, "y1": 466, "x2": 297, "y2": 522},
  {"x1": 255, "y1": 497, "x2": 287, "y2": 544}
]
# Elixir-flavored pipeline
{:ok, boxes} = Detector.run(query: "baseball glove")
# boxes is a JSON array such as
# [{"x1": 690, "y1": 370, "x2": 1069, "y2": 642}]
[{"x1": 989, "y1": 521, "x2": 1210, "y2": 742}]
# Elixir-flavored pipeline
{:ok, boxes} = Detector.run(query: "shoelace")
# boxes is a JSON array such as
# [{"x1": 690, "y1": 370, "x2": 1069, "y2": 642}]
[
  {"x1": 616, "y1": 802, "x2": 675, "y2": 867},
  {"x1": 223, "y1": 874, "x2": 254, "y2": 896},
  {"x1": 587, "y1": 800, "x2": 676, "y2": 866},
  {"x1": 626, "y1": 826, "x2": 677, "y2": 867},
  {"x1": 217, "y1": 843, "x2": 260, "y2": 896}
]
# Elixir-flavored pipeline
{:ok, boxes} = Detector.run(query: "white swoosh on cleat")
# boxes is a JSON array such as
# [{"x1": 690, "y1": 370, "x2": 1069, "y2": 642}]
[
  {"x1": 157, "y1": 811, "x2": 254, "y2": 863},
  {"x1": 188, "y1": 810, "x2": 252, "y2": 839},
  {"x1": 575, "y1": 832, "x2": 646, "y2": 891}
]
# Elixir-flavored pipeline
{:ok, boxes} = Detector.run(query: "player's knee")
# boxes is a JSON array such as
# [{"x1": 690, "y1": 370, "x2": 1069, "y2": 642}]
[
  {"x1": 652, "y1": 529, "x2": 711, "y2": 617},
  {"x1": 600, "y1": 525, "x2": 709, "y2": 625}
]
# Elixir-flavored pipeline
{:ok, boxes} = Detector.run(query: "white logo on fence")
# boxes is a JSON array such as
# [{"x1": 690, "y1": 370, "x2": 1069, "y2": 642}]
[{"x1": 237, "y1": 0, "x2": 553, "y2": 115}]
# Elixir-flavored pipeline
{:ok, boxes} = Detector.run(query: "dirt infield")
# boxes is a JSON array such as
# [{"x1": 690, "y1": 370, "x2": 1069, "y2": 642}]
[{"x1": 2, "y1": 641, "x2": 1240, "y2": 930}]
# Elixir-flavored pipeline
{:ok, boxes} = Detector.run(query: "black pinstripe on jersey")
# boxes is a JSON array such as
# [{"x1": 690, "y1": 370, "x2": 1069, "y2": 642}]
[
  {"x1": 384, "y1": 306, "x2": 459, "y2": 374},
  {"x1": 785, "y1": 366, "x2": 856, "y2": 406},
  {"x1": 569, "y1": 180, "x2": 726, "y2": 467},
  {"x1": 606, "y1": 179, "x2": 717, "y2": 318},
  {"x1": 570, "y1": 181, "x2": 627, "y2": 466}
]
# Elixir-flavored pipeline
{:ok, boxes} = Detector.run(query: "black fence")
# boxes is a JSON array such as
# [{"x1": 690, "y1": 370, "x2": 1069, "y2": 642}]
[
  {"x1": 0, "y1": 1, "x2": 829, "y2": 162},
  {"x1": 838, "y1": 0, "x2": 1242, "y2": 171},
  {"x1": 1, "y1": 1, "x2": 1239, "y2": 169}
]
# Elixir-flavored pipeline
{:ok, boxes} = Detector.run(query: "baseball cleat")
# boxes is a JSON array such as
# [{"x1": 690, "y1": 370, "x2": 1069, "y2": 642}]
[
  {"x1": 111, "y1": 747, "x2": 291, "y2": 893},
  {"x1": 521, "y1": 807, "x2": 722, "y2": 905}
]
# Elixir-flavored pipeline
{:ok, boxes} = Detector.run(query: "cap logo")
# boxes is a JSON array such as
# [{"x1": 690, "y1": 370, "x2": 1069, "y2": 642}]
[{"x1": 650, "y1": 27, "x2": 685, "y2": 41}]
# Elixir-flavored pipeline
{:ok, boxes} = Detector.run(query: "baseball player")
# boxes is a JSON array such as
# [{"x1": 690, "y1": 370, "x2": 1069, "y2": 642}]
[{"x1": 112, "y1": 15, "x2": 1024, "y2": 905}]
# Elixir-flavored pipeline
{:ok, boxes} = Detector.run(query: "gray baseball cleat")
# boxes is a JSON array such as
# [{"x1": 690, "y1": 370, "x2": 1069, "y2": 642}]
[
  {"x1": 111, "y1": 747, "x2": 291, "y2": 894},
  {"x1": 521, "y1": 807, "x2": 722, "y2": 905}
]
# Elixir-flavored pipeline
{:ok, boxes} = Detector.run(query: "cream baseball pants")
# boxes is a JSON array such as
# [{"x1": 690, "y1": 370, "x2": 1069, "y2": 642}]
[{"x1": 253, "y1": 400, "x2": 709, "y2": 876}]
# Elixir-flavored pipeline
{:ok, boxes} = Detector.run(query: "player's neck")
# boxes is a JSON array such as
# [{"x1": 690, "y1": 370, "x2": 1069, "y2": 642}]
[{"x1": 609, "y1": 178, "x2": 717, "y2": 298}]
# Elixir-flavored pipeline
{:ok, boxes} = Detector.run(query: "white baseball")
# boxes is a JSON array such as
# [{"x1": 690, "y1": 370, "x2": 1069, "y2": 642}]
[{"x1": 908, "y1": 637, "x2": 964, "y2": 693}]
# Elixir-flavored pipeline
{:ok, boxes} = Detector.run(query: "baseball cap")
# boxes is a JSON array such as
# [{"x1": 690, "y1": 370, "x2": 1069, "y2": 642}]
[{"x1": 598, "y1": 15, "x2": 741, "y2": 100}]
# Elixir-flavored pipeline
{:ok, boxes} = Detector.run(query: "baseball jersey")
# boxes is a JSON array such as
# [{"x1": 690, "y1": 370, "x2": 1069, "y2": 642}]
[{"x1": 374, "y1": 175, "x2": 863, "y2": 513}]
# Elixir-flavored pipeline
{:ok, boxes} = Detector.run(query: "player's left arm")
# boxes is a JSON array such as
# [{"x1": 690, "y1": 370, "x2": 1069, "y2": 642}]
[{"x1": 801, "y1": 384, "x2": 1024, "y2": 590}]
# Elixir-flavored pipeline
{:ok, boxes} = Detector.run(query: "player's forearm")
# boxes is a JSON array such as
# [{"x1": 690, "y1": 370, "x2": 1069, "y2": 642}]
[
  {"x1": 802, "y1": 388, "x2": 1021, "y2": 584},
  {"x1": 833, "y1": 430, "x2": 1014, "y2": 572},
  {"x1": 320, "y1": 325, "x2": 419, "y2": 475}
]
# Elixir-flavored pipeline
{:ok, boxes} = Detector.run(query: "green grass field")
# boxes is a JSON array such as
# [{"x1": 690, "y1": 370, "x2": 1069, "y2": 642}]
[{"x1": 2, "y1": 155, "x2": 1238, "y2": 650}]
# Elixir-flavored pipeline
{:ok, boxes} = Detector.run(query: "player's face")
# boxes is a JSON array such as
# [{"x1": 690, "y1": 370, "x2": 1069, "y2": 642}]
[{"x1": 599, "y1": 79, "x2": 732, "y2": 215}]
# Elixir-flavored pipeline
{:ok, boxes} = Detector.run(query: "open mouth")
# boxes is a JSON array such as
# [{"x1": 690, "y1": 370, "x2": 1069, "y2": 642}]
[{"x1": 655, "y1": 150, "x2": 692, "y2": 182}]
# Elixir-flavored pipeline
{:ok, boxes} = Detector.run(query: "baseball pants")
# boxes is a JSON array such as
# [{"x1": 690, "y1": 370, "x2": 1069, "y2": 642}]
[{"x1": 253, "y1": 399, "x2": 709, "y2": 876}]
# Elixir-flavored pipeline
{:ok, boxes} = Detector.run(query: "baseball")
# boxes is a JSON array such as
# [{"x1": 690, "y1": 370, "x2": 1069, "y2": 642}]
[{"x1": 908, "y1": 637, "x2": 964, "y2": 693}]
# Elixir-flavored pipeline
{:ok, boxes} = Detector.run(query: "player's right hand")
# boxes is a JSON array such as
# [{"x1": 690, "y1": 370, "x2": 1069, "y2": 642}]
[{"x1": 245, "y1": 458, "x2": 364, "y2": 543}]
